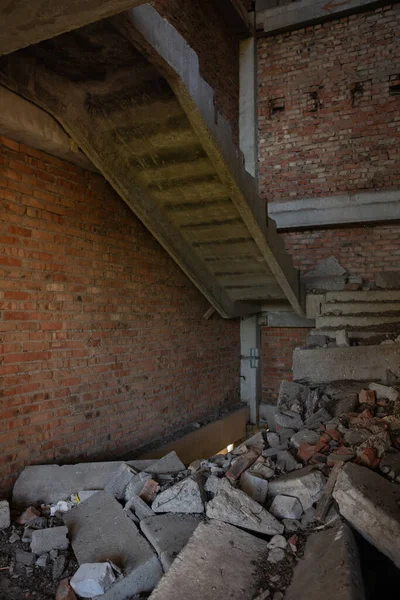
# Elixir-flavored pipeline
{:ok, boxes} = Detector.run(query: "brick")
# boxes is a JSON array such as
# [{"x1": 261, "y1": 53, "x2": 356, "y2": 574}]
[{"x1": 359, "y1": 389, "x2": 376, "y2": 406}]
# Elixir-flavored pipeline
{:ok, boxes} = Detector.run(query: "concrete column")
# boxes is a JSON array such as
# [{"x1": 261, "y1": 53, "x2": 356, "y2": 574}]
[
  {"x1": 239, "y1": 36, "x2": 257, "y2": 179},
  {"x1": 240, "y1": 316, "x2": 261, "y2": 424}
]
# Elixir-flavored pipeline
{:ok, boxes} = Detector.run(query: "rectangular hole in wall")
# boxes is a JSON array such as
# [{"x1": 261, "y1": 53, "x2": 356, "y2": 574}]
[{"x1": 269, "y1": 97, "x2": 285, "y2": 118}]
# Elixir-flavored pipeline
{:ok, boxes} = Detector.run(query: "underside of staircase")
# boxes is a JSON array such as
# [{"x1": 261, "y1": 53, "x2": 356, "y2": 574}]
[{"x1": 0, "y1": 4, "x2": 303, "y2": 319}]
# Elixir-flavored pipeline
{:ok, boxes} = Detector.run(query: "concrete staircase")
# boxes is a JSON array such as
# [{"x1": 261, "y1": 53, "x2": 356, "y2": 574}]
[
  {"x1": 0, "y1": 4, "x2": 303, "y2": 319},
  {"x1": 294, "y1": 290, "x2": 400, "y2": 385}
]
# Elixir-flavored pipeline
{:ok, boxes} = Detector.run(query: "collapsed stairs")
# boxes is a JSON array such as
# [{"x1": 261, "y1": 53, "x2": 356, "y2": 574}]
[{"x1": 295, "y1": 290, "x2": 400, "y2": 385}]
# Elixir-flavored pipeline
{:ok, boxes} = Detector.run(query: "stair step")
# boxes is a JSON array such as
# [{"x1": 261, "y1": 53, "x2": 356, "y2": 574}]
[
  {"x1": 312, "y1": 329, "x2": 400, "y2": 341},
  {"x1": 316, "y1": 315, "x2": 400, "y2": 329},
  {"x1": 321, "y1": 302, "x2": 400, "y2": 316},
  {"x1": 325, "y1": 290, "x2": 400, "y2": 303},
  {"x1": 293, "y1": 344, "x2": 400, "y2": 384}
]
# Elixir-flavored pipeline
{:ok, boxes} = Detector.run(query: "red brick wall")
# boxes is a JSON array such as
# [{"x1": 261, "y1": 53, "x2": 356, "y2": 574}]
[
  {"x1": 151, "y1": 0, "x2": 240, "y2": 141},
  {"x1": 261, "y1": 327, "x2": 310, "y2": 403},
  {"x1": 258, "y1": 5, "x2": 400, "y2": 202},
  {"x1": 283, "y1": 225, "x2": 400, "y2": 280},
  {"x1": 0, "y1": 136, "x2": 240, "y2": 495}
]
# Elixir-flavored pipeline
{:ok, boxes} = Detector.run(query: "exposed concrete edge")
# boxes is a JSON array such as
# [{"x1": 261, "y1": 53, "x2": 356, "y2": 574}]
[
  {"x1": 256, "y1": 0, "x2": 394, "y2": 35},
  {"x1": 259, "y1": 310, "x2": 315, "y2": 328},
  {"x1": 117, "y1": 4, "x2": 304, "y2": 316},
  {"x1": 269, "y1": 190, "x2": 400, "y2": 231},
  {"x1": 138, "y1": 406, "x2": 250, "y2": 464},
  {"x1": 0, "y1": 85, "x2": 97, "y2": 172}
]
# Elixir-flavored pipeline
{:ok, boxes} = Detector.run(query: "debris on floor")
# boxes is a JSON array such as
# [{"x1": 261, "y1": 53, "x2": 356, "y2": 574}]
[{"x1": 1, "y1": 379, "x2": 400, "y2": 599}]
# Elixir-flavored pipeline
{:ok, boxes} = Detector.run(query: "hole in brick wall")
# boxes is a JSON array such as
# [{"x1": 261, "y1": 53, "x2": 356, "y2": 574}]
[
  {"x1": 307, "y1": 89, "x2": 322, "y2": 112},
  {"x1": 350, "y1": 80, "x2": 371, "y2": 107},
  {"x1": 389, "y1": 75, "x2": 400, "y2": 96},
  {"x1": 269, "y1": 97, "x2": 285, "y2": 118}
]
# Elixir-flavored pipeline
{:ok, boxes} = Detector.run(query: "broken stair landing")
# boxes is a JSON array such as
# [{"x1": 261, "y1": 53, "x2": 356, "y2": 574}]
[{"x1": 0, "y1": 5, "x2": 302, "y2": 318}]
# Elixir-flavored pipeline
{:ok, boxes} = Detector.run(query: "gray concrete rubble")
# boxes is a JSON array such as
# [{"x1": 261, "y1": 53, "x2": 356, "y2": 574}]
[
  {"x1": 104, "y1": 463, "x2": 138, "y2": 500},
  {"x1": 333, "y1": 463, "x2": 400, "y2": 568},
  {"x1": 269, "y1": 495, "x2": 303, "y2": 520},
  {"x1": 144, "y1": 452, "x2": 186, "y2": 475},
  {"x1": 240, "y1": 470, "x2": 269, "y2": 503},
  {"x1": 267, "y1": 467, "x2": 326, "y2": 512},
  {"x1": 124, "y1": 471, "x2": 153, "y2": 502},
  {"x1": 148, "y1": 520, "x2": 270, "y2": 600},
  {"x1": 206, "y1": 478, "x2": 283, "y2": 535},
  {"x1": 290, "y1": 430, "x2": 319, "y2": 449},
  {"x1": 285, "y1": 521, "x2": 365, "y2": 600},
  {"x1": 278, "y1": 381, "x2": 310, "y2": 417},
  {"x1": 70, "y1": 563, "x2": 116, "y2": 598},
  {"x1": 63, "y1": 491, "x2": 163, "y2": 599},
  {"x1": 140, "y1": 514, "x2": 202, "y2": 572},
  {"x1": 369, "y1": 382, "x2": 399, "y2": 402},
  {"x1": 125, "y1": 494, "x2": 155, "y2": 520},
  {"x1": 0, "y1": 499, "x2": 10, "y2": 529},
  {"x1": 304, "y1": 408, "x2": 331, "y2": 429},
  {"x1": 31, "y1": 526, "x2": 69, "y2": 555},
  {"x1": 151, "y1": 477, "x2": 204, "y2": 514}
]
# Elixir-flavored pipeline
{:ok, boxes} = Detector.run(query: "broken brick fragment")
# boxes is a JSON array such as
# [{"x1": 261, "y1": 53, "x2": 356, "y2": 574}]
[
  {"x1": 17, "y1": 506, "x2": 40, "y2": 525},
  {"x1": 325, "y1": 429, "x2": 342, "y2": 442},
  {"x1": 297, "y1": 442, "x2": 316, "y2": 464},
  {"x1": 56, "y1": 579, "x2": 77, "y2": 600},
  {"x1": 226, "y1": 449, "x2": 259, "y2": 483},
  {"x1": 358, "y1": 448, "x2": 379, "y2": 469},
  {"x1": 139, "y1": 479, "x2": 160, "y2": 504},
  {"x1": 359, "y1": 390, "x2": 376, "y2": 406},
  {"x1": 358, "y1": 408, "x2": 374, "y2": 420},
  {"x1": 327, "y1": 447, "x2": 355, "y2": 467}
]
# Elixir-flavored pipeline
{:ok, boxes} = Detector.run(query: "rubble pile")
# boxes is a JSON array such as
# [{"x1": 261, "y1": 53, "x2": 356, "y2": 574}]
[{"x1": 1, "y1": 378, "x2": 400, "y2": 599}]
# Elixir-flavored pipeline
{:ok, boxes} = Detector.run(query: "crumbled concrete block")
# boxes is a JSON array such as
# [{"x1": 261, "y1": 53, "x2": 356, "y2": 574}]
[
  {"x1": 124, "y1": 471, "x2": 153, "y2": 502},
  {"x1": 369, "y1": 383, "x2": 399, "y2": 402},
  {"x1": 267, "y1": 535, "x2": 287, "y2": 550},
  {"x1": 207, "y1": 479, "x2": 283, "y2": 535},
  {"x1": 278, "y1": 429, "x2": 295, "y2": 444},
  {"x1": 278, "y1": 381, "x2": 310, "y2": 417},
  {"x1": 70, "y1": 563, "x2": 116, "y2": 598},
  {"x1": 267, "y1": 466, "x2": 326, "y2": 512},
  {"x1": 140, "y1": 514, "x2": 202, "y2": 572},
  {"x1": 148, "y1": 520, "x2": 271, "y2": 600},
  {"x1": 242, "y1": 431, "x2": 266, "y2": 453},
  {"x1": 64, "y1": 492, "x2": 162, "y2": 598},
  {"x1": 77, "y1": 490, "x2": 99, "y2": 503},
  {"x1": 145, "y1": 452, "x2": 186, "y2": 475},
  {"x1": 104, "y1": 463, "x2": 138, "y2": 501},
  {"x1": 125, "y1": 494, "x2": 155, "y2": 521},
  {"x1": 282, "y1": 519, "x2": 301, "y2": 533},
  {"x1": 259, "y1": 404, "x2": 277, "y2": 432},
  {"x1": 262, "y1": 443, "x2": 289, "y2": 458},
  {"x1": 36, "y1": 554, "x2": 49, "y2": 568},
  {"x1": 16, "y1": 549, "x2": 36, "y2": 566},
  {"x1": 17, "y1": 505, "x2": 40, "y2": 525},
  {"x1": 52, "y1": 555, "x2": 66, "y2": 580},
  {"x1": 336, "y1": 330, "x2": 350, "y2": 348},
  {"x1": 56, "y1": 578, "x2": 77, "y2": 600},
  {"x1": 267, "y1": 548, "x2": 286, "y2": 564},
  {"x1": 333, "y1": 463, "x2": 400, "y2": 568},
  {"x1": 251, "y1": 462, "x2": 275, "y2": 480},
  {"x1": 301, "y1": 507, "x2": 316, "y2": 528},
  {"x1": 266, "y1": 432, "x2": 280, "y2": 448},
  {"x1": 9, "y1": 531, "x2": 20, "y2": 544},
  {"x1": 226, "y1": 450, "x2": 259, "y2": 483},
  {"x1": 275, "y1": 411, "x2": 304, "y2": 431},
  {"x1": 344, "y1": 428, "x2": 371, "y2": 446},
  {"x1": 305, "y1": 408, "x2": 331, "y2": 429},
  {"x1": 275, "y1": 451, "x2": 301, "y2": 473},
  {"x1": 240, "y1": 471, "x2": 269, "y2": 504},
  {"x1": 204, "y1": 475, "x2": 221, "y2": 497},
  {"x1": 269, "y1": 495, "x2": 303, "y2": 520},
  {"x1": 152, "y1": 478, "x2": 204, "y2": 514},
  {"x1": 12, "y1": 462, "x2": 127, "y2": 508},
  {"x1": 0, "y1": 500, "x2": 10, "y2": 529},
  {"x1": 31, "y1": 526, "x2": 69, "y2": 555},
  {"x1": 285, "y1": 521, "x2": 365, "y2": 600},
  {"x1": 290, "y1": 430, "x2": 319, "y2": 449}
]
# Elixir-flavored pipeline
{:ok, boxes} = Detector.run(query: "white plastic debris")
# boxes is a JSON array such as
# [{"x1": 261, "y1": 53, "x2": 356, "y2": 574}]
[{"x1": 50, "y1": 500, "x2": 74, "y2": 516}]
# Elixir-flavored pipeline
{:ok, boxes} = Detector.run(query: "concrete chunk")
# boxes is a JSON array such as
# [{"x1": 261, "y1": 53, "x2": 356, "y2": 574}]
[
  {"x1": 125, "y1": 494, "x2": 155, "y2": 521},
  {"x1": 369, "y1": 382, "x2": 399, "y2": 402},
  {"x1": 152, "y1": 478, "x2": 204, "y2": 514},
  {"x1": 207, "y1": 479, "x2": 283, "y2": 535},
  {"x1": 305, "y1": 408, "x2": 331, "y2": 429},
  {"x1": 290, "y1": 430, "x2": 319, "y2": 449},
  {"x1": 333, "y1": 463, "x2": 400, "y2": 568},
  {"x1": 278, "y1": 381, "x2": 310, "y2": 417},
  {"x1": 70, "y1": 563, "x2": 116, "y2": 598},
  {"x1": 240, "y1": 470, "x2": 269, "y2": 504},
  {"x1": 140, "y1": 514, "x2": 202, "y2": 572},
  {"x1": 64, "y1": 492, "x2": 162, "y2": 599},
  {"x1": 285, "y1": 521, "x2": 365, "y2": 600},
  {"x1": 269, "y1": 495, "x2": 303, "y2": 520},
  {"x1": 104, "y1": 463, "x2": 138, "y2": 500},
  {"x1": 31, "y1": 526, "x2": 69, "y2": 555},
  {"x1": 16, "y1": 549, "x2": 36, "y2": 566},
  {"x1": 267, "y1": 467, "x2": 326, "y2": 512},
  {"x1": 145, "y1": 452, "x2": 185, "y2": 475},
  {"x1": 0, "y1": 500, "x2": 10, "y2": 529},
  {"x1": 12, "y1": 462, "x2": 126, "y2": 508},
  {"x1": 148, "y1": 520, "x2": 271, "y2": 600}
]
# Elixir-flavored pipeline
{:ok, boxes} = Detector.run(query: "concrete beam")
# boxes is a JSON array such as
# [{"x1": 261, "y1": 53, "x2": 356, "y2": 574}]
[
  {"x1": 269, "y1": 190, "x2": 400, "y2": 231},
  {"x1": 0, "y1": 86, "x2": 95, "y2": 171},
  {"x1": 239, "y1": 37, "x2": 257, "y2": 178},
  {"x1": 0, "y1": 0, "x2": 146, "y2": 56},
  {"x1": 256, "y1": 0, "x2": 394, "y2": 35},
  {"x1": 259, "y1": 310, "x2": 315, "y2": 328},
  {"x1": 240, "y1": 316, "x2": 261, "y2": 424}
]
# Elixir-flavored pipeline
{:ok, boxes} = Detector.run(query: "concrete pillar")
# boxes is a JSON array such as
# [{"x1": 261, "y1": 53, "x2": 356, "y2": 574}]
[
  {"x1": 239, "y1": 37, "x2": 257, "y2": 179},
  {"x1": 240, "y1": 316, "x2": 261, "y2": 424}
]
